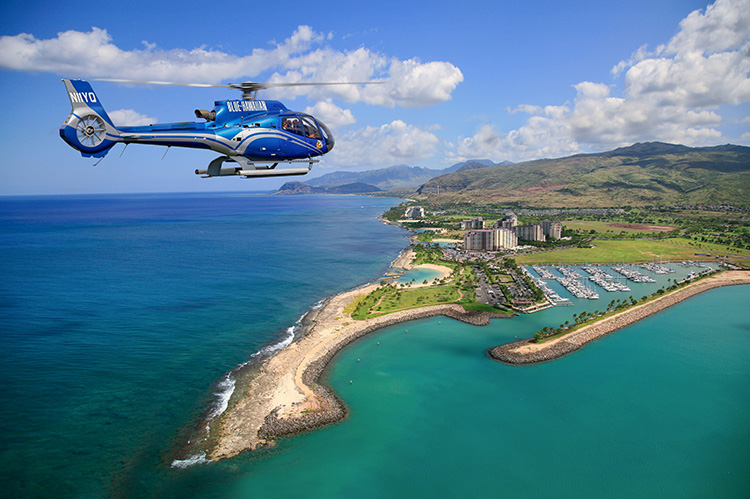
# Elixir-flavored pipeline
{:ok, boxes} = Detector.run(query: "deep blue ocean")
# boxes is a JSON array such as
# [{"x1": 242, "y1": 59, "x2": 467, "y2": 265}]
[{"x1": 1, "y1": 193, "x2": 748, "y2": 498}]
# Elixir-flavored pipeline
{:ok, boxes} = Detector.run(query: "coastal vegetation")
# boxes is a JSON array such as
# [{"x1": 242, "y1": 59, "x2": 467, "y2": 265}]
[
  {"x1": 534, "y1": 295, "x2": 641, "y2": 342},
  {"x1": 411, "y1": 243, "x2": 451, "y2": 266},
  {"x1": 347, "y1": 244, "x2": 520, "y2": 319}
]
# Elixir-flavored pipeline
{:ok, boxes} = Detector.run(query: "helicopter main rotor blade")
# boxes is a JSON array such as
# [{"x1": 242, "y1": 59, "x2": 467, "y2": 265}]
[
  {"x1": 93, "y1": 78, "x2": 385, "y2": 90},
  {"x1": 92, "y1": 78, "x2": 228, "y2": 88},
  {"x1": 248, "y1": 81, "x2": 385, "y2": 88}
]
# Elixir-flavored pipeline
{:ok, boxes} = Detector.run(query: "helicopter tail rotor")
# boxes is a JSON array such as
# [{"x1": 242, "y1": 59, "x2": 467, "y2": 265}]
[{"x1": 60, "y1": 79, "x2": 120, "y2": 158}]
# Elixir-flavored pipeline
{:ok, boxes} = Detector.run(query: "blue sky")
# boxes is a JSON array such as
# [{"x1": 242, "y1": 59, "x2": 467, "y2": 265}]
[{"x1": 1, "y1": 0, "x2": 748, "y2": 194}]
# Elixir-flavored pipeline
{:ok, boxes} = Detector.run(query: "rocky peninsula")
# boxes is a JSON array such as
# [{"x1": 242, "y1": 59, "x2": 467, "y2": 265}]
[{"x1": 206, "y1": 255, "x2": 505, "y2": 460}]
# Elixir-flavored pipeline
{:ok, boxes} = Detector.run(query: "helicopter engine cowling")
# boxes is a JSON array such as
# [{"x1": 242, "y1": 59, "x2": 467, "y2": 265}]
[{"x1": 194, "y1": 109, "x2": 216, "y2": 121}]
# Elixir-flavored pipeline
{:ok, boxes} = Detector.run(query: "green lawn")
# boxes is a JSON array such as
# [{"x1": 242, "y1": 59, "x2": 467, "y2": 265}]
[
  {"x1": 352, "y1": 285, "x2": 466, "y2": 319},
  {"x1": 665, "y1": 237, "x2": 750, "y2": 267},
  {"x1": 514, "y1": 239, "x2": 725, "y2": 265},
  {"x1": 564, "y1": 220, "x2": 676, "y2": 235}
]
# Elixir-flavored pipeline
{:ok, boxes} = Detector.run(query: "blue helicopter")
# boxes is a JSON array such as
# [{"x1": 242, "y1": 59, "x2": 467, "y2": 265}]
[{"x1": 60, "y1": 78, "x2": 373, "y2": 178}]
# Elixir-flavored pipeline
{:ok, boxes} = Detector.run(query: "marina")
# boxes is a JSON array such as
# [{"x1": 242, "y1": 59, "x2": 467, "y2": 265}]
[
  {"x1": 638, "y1": 261, "x2": 676, "y2": 274},
  {"x1": 531, "y1": 276, "x2": 572, "y2": 305},
  {"x1": 611, "y1": 264, "x2": 657, "y2": 283},
  {"x1": 582, "y1": 265, "x2": 631, "y2": 292},
  {"x1": 527, "y1": 261, "x2": 724, "y2": 307},
  {"x1": 557, "y1": 276, "x2": 600, "y2": 299}
]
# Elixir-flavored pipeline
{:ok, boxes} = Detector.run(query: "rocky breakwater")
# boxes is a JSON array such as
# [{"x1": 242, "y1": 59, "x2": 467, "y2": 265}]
[
  {"x1": 489, "y1": 270, "x2": 750, "y2": 366},
  {"x1": 489, "y1": 338, "x2": 581, "y2": 365},
  {"x1": 259, "y1": 304, "x2": 510, "y2": 441}
]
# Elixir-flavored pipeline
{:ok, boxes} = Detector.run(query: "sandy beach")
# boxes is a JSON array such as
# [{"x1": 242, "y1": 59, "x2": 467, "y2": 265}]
[
  {"x1": 207, "y1": 255, "x2": 477, "y2": 460},
  {"x1": 208, "y1": 268, "x2": 749, "y2": 460}
]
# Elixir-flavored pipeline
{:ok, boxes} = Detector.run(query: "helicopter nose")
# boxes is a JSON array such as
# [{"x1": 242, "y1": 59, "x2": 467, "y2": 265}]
[{"x1": 317, "y1": 120, "x2": 334, "y2": 152}]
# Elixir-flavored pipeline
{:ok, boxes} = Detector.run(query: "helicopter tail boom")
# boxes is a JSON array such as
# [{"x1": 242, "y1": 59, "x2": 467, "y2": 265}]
[{"x1": 60, "y1": 79, "x2": 120, "y2": 158}]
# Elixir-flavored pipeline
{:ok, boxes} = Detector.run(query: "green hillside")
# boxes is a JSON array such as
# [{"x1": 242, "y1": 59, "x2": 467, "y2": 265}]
[{"x1": 416, "y1": 142, "x2": 750, "y2": 207}]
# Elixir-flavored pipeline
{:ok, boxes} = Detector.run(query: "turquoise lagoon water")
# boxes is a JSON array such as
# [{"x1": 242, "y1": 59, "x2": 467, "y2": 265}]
[
  {"x1": 396, "y1": 266, "x2": 443, "y2": 285},
  {"x1": 1, "y1": 193, "x2": 748, "y2": 498}
]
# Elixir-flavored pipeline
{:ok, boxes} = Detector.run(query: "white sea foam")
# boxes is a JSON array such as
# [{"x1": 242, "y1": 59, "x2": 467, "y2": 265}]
[
  {"x1": 207, "y1": 375, "x2": 236, "y2": 422},
  {"x1": 250, "y1": 326, "x2": 295, "y2": 359},
  {"x1": 171, "y1": 452, "x2": 211, "y2": 469},
  {"x1": 185, "y1": 307, "x2": 307, "y2": 461}
]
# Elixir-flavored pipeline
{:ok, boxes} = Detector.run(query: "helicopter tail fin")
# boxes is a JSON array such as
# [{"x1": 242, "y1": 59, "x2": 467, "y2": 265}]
[
  {"x1": 62, "y1": 79, "x2": 116, "y2": 127},
  {"x1": 60, "y1": 79, "x2": 120, "y2": 158}
]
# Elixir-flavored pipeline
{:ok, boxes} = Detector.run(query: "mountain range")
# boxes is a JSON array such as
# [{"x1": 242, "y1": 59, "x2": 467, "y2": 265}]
[
  {"x1": 416, "y1": 142, "x2": 750, "y2": 206},
  {"x1": 275, "y1": 160, "x2": 505, "y2": 194},
  {"x1": 275, "y1": 142, "x2": 750, "y2": 207}
]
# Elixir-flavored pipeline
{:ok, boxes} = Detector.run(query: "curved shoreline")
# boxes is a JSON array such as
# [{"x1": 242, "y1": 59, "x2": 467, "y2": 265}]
[
  {"x1": 489, "y1": 270, "x2": 750, "y2": 365},
  {"x1": 257, "y1": 304, "x2": 505, "y2": 442},
  {"x1": 207, "y1": 269, "x2": 749, "y2": 461},
  {"x1": 207, "y1": 277, "x2": 508, "y2": 460}
]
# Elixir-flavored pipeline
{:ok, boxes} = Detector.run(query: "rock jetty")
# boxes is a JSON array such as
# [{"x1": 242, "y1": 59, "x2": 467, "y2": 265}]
[
  {"x1": 489, "y1": 270, "x2": 750, "y2": 365},
  {"x1": 259, "y1": 304, "x2": 509, "y2": 440}
]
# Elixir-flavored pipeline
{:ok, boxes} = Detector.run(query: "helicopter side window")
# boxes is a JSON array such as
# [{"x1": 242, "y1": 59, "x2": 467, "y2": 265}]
[
  {"x1": 300, "y1": 116, "x2": 322, "y2": 140},
  {"x1": 281, "y1": 117, "x2": 304, "y2": 136}
]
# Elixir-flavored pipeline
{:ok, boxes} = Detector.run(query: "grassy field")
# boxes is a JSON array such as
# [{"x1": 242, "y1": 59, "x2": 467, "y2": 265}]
[
  {"x1": 664, "y1": 237, "x2": 750, "y2": 267},
  {"x1": 351, "y1": 285, "x2": 466, "y2": 319},
  {"x1": 564, "y1": 220, "x2": 676, "y2": 234},
  {"x1": 513, "y1": 239, "x2": 736, "y2": 265}
]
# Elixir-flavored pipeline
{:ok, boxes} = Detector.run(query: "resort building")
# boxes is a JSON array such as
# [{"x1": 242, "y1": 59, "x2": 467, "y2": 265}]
[
  {"x1": 404, "y1": 206, "x2": 425, "y2": 219},
  {"x1": 541, "y1": 220, "x2": 562, "y2": 240},
  {"x1": 515, "y1": 224, "x2": 546, "y2": 242},
  {"x1": 498, "y1": 212, "x2": 518, "y2": 230},
  {"x1": 496, "y1": 228, "x2": 518, "y2": 248},
  {"x1": 460, "y1": 217, "x2": 485, "y2": 230},
  {"x1": 463, "y1": 228, "x2": 518, "y2": 251}
]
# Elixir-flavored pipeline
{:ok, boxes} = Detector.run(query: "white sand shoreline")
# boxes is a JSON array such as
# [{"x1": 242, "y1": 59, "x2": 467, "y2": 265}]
[
  {"x1": 203, "y1": 249, "x2": 748, "y2": 461},
  {"x1": 205, "y1": 254, "x2": 472, "y2": 459}
]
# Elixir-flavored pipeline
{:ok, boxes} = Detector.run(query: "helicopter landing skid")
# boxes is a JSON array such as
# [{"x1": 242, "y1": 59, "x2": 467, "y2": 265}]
[{"x1": 195, "y1": 156, "x2": 318, "y2": 178}]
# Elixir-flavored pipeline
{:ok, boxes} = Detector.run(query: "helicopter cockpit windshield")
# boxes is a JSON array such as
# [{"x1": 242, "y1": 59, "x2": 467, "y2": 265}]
[{"x1": 281, "y1": 114, "x2": 334, "y2": 151}]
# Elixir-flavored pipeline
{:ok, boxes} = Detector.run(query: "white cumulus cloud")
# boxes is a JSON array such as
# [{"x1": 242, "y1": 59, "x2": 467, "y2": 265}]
[
  {"x1": 303, "y1": 100, "x2": 356, "y2": 128},
  {"x1": 456, "y1": 0, "x2": 750, "y2": 163},
  {"x1": 107, "y1": 109, "x2": 156, "y2": 126},
  {"x1": 0, "y1": 25, "x2": 462, "y2": 109},
  {"x1": 324, "y1": 120, "x2": 442, "y2": 168}
]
